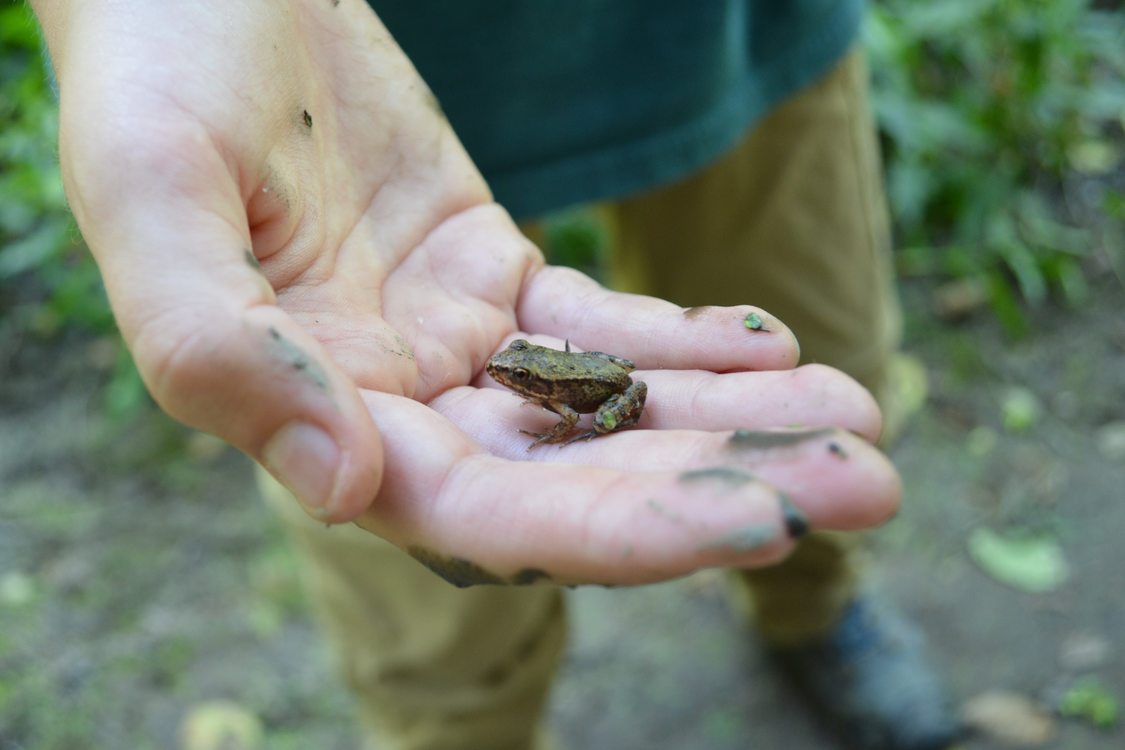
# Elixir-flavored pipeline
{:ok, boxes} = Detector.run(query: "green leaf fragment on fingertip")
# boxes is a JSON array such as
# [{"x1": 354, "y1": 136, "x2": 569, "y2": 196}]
[{"x1": 744, "y1": 312, "x2": 765, "y2": 330}]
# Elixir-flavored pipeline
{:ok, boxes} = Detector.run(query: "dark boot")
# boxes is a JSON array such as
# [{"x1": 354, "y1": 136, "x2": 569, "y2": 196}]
[{"x1": 767, "y1": 598, "x2": 962, "y2": 750}]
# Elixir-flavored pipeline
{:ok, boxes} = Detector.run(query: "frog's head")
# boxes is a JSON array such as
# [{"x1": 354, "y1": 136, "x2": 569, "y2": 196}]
[{"x1": 485, "y1": 339, "x2": 548, "y2": 397}]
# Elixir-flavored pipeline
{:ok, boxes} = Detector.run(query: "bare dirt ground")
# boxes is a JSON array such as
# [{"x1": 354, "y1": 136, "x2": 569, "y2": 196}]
[{"x1": 2, "y1": 276, "x2": 1123, "y2": 750}]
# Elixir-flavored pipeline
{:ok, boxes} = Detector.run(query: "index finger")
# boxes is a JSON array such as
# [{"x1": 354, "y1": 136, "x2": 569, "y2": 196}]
[{"x1": 516, "y1": 266, "x2": 801, "y2": 372}]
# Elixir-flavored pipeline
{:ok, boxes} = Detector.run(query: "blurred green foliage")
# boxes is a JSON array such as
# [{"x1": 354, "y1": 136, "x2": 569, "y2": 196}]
[
  {"x1": 866, "y1": 0, "x2": 1125, "y2": 334},
  {"x1": 0, "y1": 3, "x2": 112, "y2": 334}
]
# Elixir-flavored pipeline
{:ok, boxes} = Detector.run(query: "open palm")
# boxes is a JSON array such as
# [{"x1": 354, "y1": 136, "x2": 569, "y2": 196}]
[{"x1": 43, "y1": 0, "x2": 899, "y2": 585}]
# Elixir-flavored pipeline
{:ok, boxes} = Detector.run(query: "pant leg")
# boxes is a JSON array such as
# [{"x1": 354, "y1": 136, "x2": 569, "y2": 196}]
[
  {"x1": 605, "y1": 48, "x2": 899, "y2": 643},
  {"x1": 258, "y1": 469, "x2": 566, "y2": 750}
]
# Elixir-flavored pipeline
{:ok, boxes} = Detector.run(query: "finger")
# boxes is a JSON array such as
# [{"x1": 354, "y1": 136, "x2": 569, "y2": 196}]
[
  {"x1": 360, "y1": 393, "x2": 898, "y2": 586},
  {"x1": 354, "y1": 394, "x2": 804, "y2": 586},
  {"x1": 64, "y1": 128, "x2": 382, "y2": 523},
  {"x1": 515, "y1": 427, "x2": 901, "y2": 532},
  {"x1": 637, "y1": 365, "x2": 883, "y2": 441},
  {"x1": 434, "y1": 387, "x2": 898, "y2": 529},
  {"x1": 516, "y1": 266, "x2": 801, "y2": 372}
]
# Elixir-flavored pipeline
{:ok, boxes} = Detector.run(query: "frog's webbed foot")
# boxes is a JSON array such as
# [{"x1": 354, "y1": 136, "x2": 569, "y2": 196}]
[
  {"x1": 518, "y1": 428, "x2": 557, "y2": 451},
  {"x1": 520, "y1": 402, "x2": 579, "y2": 451},
  {"x1": 562, "y1": 429, "x2": 601, "y2": 446}
]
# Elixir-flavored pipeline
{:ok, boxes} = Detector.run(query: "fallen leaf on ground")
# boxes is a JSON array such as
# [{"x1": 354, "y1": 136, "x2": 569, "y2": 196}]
[
  {"x1": 1001, "y1": 387, "x2": 1041, "y2": 433},
  {"x1": 180, "y1": 701, "x2": 264, "y2": 750},
  {"x1": 1096, "y1": 421, "x2": 1125, "y2": 462},
  {"x1": 933, "y1": 277, "x2": 989, "y2": 319},
  {"x1": 967, "y1": 528, "x2": 1068, "y2": 593},
  {"x1": 962, "y1": 690, "x2": 1055, "y2": 746},
  {"x1": 0, "y1": 571, "x2": 35, "y2": 607},
  {"x1": 1058, "y1": 632, "x2": 1112, "y2": 672},
  {"x1": 1058, "y1": 677, "x2": 1120, "y2": 729}
]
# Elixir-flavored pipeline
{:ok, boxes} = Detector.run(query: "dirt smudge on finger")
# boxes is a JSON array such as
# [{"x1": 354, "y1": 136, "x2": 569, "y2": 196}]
[
  {"x1": 727, "y1": 427, "x2": 834, "y2": 451},
  {"x1": 699, "y1": 523, "x2": 779, "y2": 554},
  {"x1": 646, "y1": 498, "x2": 686, "y2": 525},
  {"x1": 511, "y1": 568, "x2": 553, "y2": 586},
  {"x1": 779, "y1": 494, "x2": 810, "y2": 539},
  {"x1": 407, "y1": 545, "x2": 505, "y2": 588},
  {"x1": 682, "y1": 305, "x2": 717, "y2": 320},
  {"x1": 267, "y1": 327, "x2": 329, "y2": 390},
  {"x1": 679, "y1": 467, "x2": 756, "y2": 486}
]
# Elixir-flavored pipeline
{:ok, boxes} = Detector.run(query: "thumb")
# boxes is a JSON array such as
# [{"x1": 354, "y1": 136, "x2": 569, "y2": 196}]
[
  {"x1": 65, "y1": 130, "x2": 381, "y2": 523},
  {"x1": 135, "y1": 298, "x2": 384, "y2": 525}
]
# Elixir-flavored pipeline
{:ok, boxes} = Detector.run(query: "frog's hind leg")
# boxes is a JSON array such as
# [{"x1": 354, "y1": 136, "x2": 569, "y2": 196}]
[
  {"x1": 520, "y1": 401, "x2": 579, "y2": 450},
  {"x1": 564, "y1": 381, "x2": 648, "y2": 445}
]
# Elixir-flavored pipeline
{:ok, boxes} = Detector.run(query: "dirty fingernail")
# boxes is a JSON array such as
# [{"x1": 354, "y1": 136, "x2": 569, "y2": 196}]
[
  {"x1": 779, "y1": 494, "x2": 810, "y2": 539},
  {"x1": 262, "y1": 421, "x2": 341, "y2": 517}
]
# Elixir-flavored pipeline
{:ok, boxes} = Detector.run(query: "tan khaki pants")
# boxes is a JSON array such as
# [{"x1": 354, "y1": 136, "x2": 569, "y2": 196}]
[{"x1": 265, "y1": 48, "x2": 901, "y2": 749}]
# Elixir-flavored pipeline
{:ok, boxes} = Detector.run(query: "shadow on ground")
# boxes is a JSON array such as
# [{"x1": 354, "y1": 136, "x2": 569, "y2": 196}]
[{"x1": 2, "y1": 278, "x2": 1122, "y2": 749}]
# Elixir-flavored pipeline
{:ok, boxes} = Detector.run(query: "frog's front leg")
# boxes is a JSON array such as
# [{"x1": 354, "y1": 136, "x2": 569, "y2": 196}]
[
  {"x1": 567, "y1": 380, "x2": 648, "y2": 445},
  {"x1": 520, "y1": 401, "x2": 580, "y2": 450}
]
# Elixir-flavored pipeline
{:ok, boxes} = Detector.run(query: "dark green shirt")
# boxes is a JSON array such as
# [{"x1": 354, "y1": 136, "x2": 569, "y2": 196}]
[{"x1": 372, "y1": 1, "x2": 863, "y2": 219}]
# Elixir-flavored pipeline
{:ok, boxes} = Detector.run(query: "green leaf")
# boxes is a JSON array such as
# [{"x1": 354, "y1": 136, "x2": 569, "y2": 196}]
[
  {"x1": 994, "y1": 235, "x2": 1048, "y2": 307},
  {"x1": 899, "y1": 1, "x2": 987, "y2": 38},
  {"x1": 1105, "y1": 190, "x2": 1125, "y2": 221},
  {"x1": 1001, "y1": 386, "x2": 1040, "y2": 433},
  {"x1": 1044, "y1": 256, "x2": 1090, "y2": 306},
  {"x1": 1059, "y1": 677, "x2": 1119, "y2": 729},
  {"x1": 543, "y1": 208, "x2": 608, "y2": 277},
  {"x1": 967, "y1": 528, "x2": 1069, "y2": 593},
  {"x1": 0, "y1": 220, "x2": 71, "y2": 277},
  {"x1": 1067, "y1": 139, "x2": 1121, "y2": 175},
  {"x1": 986, "y1": 271, "x2": 1029, "y2": 339},
  {"x1": 104, "y1": 344, "x2": 150, "y2": 420}
]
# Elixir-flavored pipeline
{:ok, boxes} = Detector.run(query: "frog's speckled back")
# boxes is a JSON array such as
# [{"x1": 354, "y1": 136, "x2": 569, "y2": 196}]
[{"x1": 486, "y1": 339, "x2": 634, "y2": 413}]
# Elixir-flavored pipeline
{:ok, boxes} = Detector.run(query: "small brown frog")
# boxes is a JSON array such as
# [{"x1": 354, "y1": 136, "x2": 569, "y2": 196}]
[{"x1": 486, "y1": 338, "x2": 648, "y2": 449}]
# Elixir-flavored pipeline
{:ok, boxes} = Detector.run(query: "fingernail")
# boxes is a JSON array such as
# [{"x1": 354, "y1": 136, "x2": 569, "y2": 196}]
[{"x1": 262, "y1": 421, "x2": 341, "y2": 517}]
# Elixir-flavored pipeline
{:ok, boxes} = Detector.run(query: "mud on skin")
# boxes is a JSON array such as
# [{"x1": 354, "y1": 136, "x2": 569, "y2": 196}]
[
  {"x1": 727, "y1": 427, "x2": 834, "y2": 451},
  {"x1": 779, "y1": 494, "x2": 810, "y2": 539},
  {"x1": 679, "y1": 466, "x2": 756, "y2": 486},
  {"x1": 408, "y1": 547, "x2": 556, "y2": 588},
  {"x1": 267, "y1": 327, "x2": 329, "y2": 390},
  {"x1": 679, "y1": 306, "x2": 770, "y2": 333},
  {"x1": 700, "y1": 524, "x2": 779, "y2": 554},
  {"x1": 407, "y1": 545, "x2": 505, "y2": 588},
  {"x1": 682, "y1": 305, "x2": 717, "y2": 320},
  {"x1": 679, "y1": 467, "x2": 809, "y2": 540},
  {"x1": 511, "y1": 568, "x2": 554, "y2": 586}
]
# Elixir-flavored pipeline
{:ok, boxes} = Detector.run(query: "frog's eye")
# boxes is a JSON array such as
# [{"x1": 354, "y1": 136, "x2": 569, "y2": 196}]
[{"x1": 512, "y1": 367, "x2": 530, "y2": 381}]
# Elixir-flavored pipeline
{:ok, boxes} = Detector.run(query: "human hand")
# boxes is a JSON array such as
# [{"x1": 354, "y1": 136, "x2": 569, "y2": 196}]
[{"x1": 35, "y1": 0, "x2": 899, "y2": 586}]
